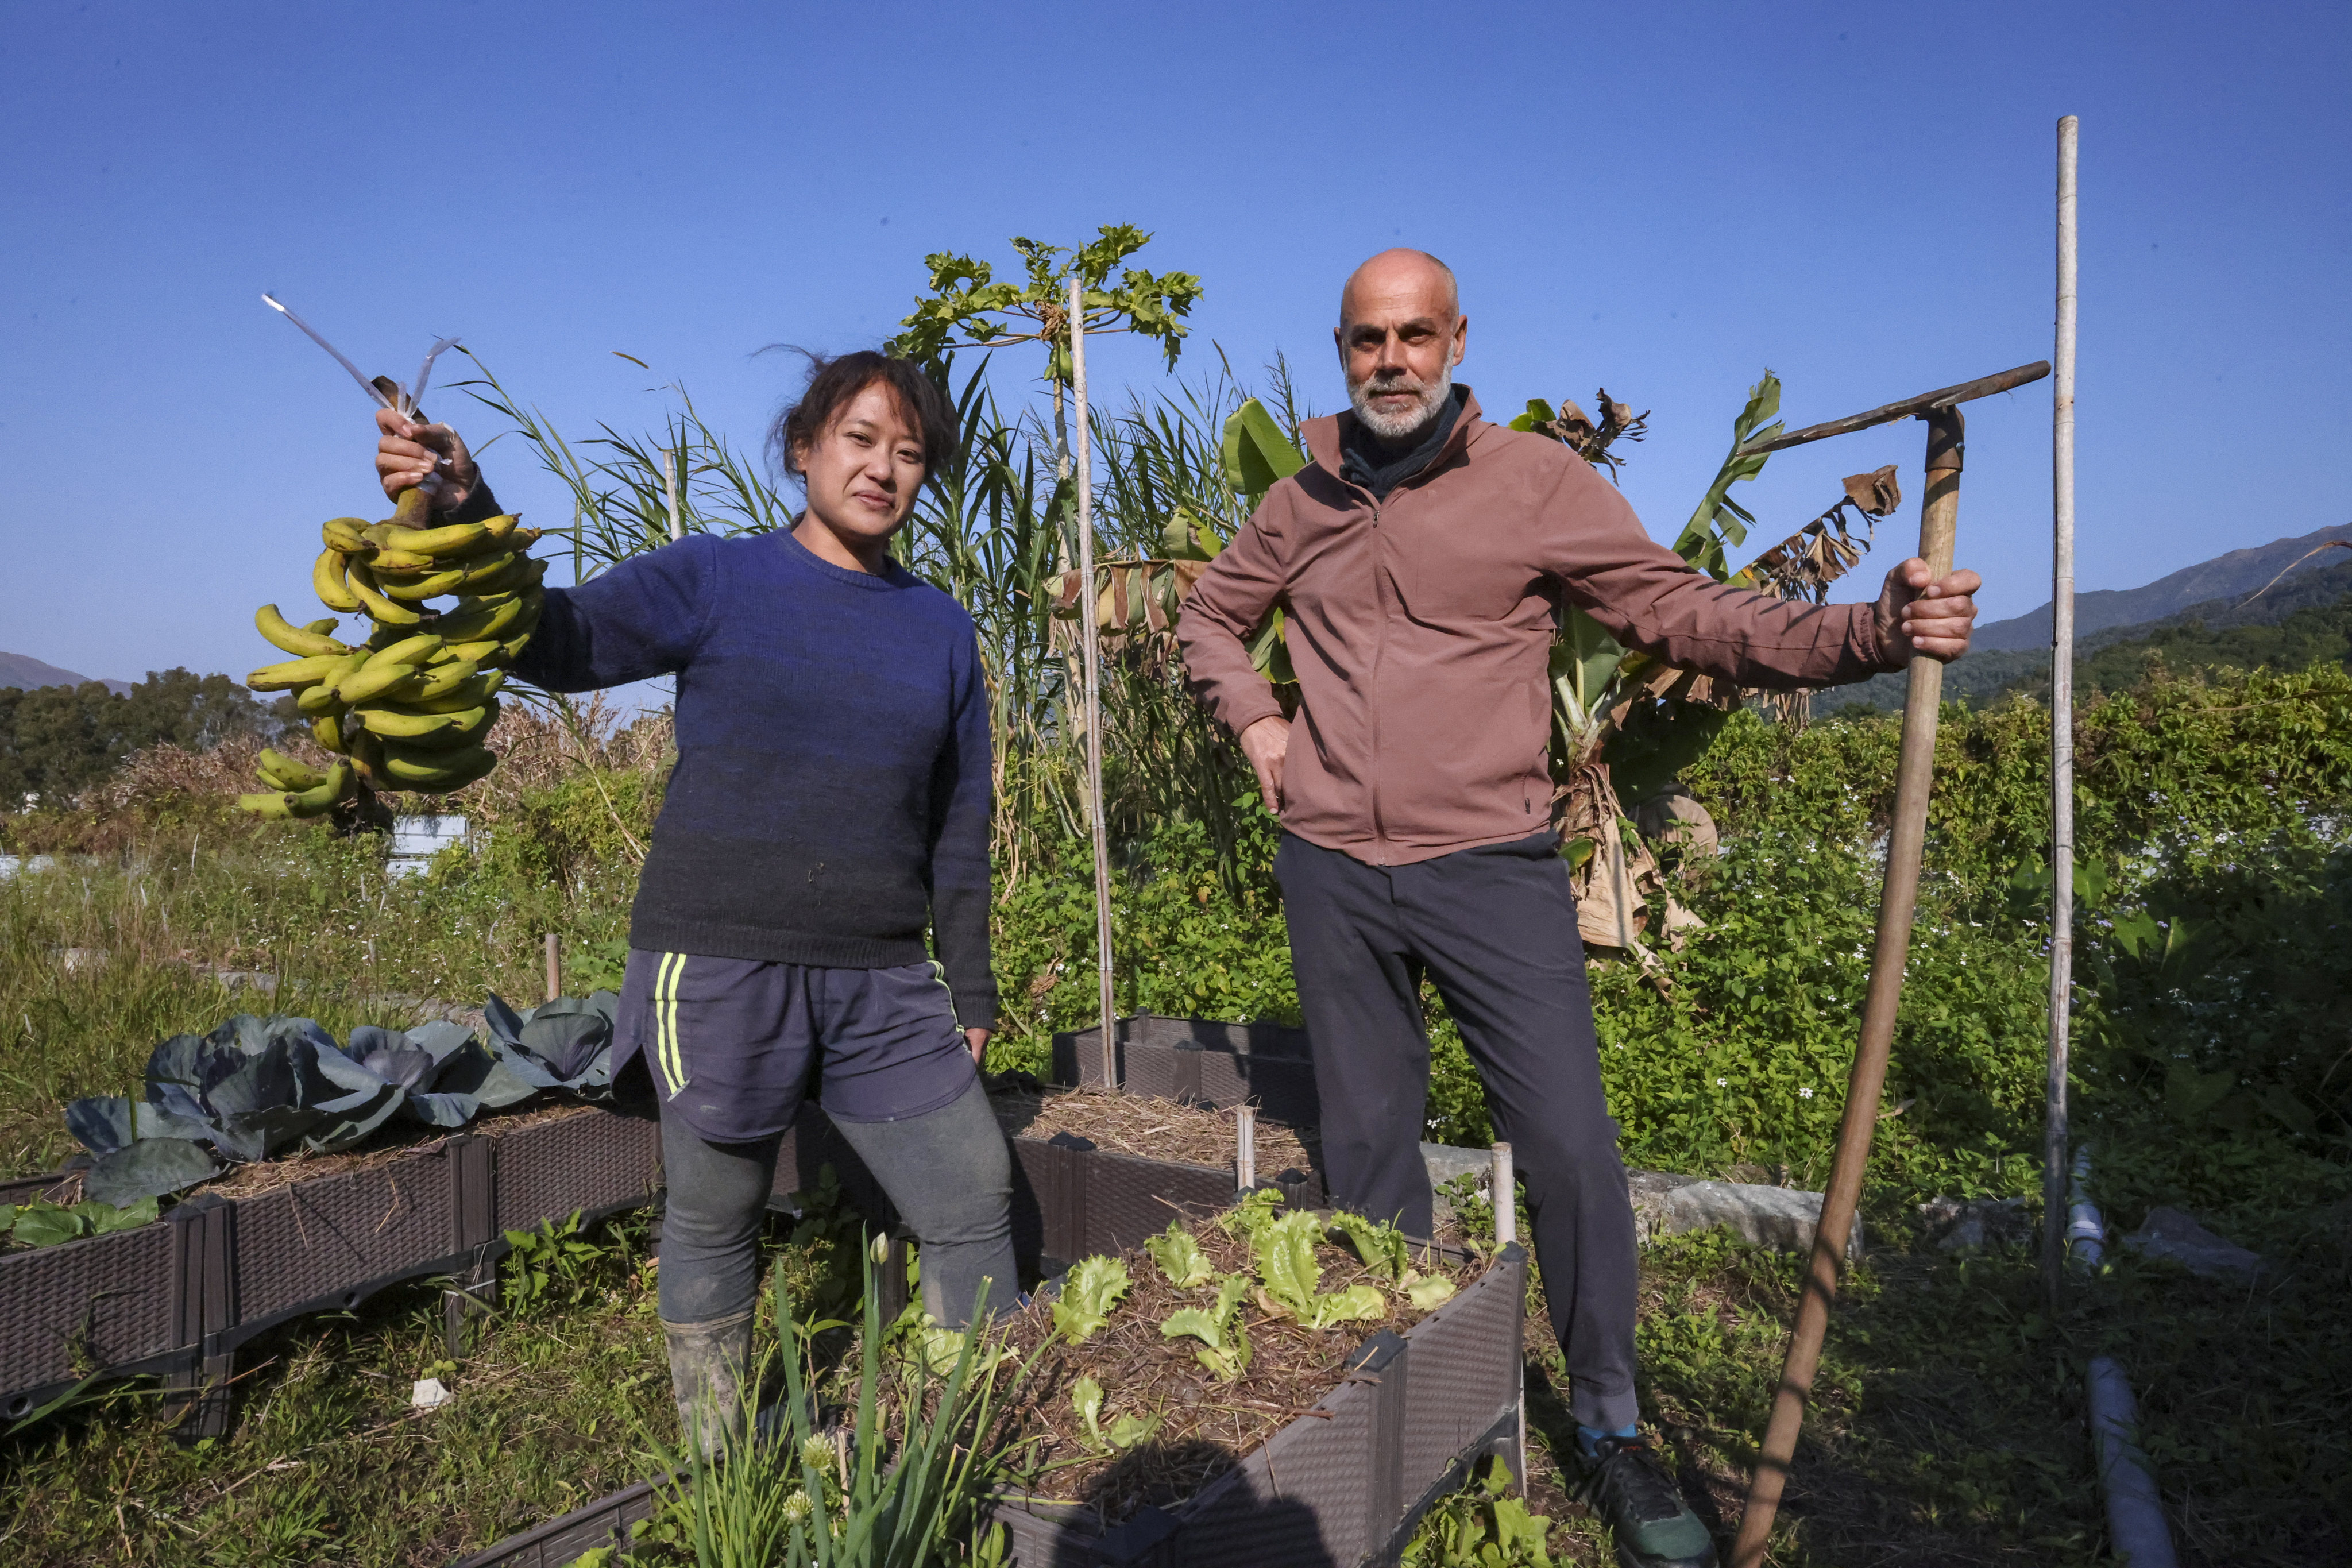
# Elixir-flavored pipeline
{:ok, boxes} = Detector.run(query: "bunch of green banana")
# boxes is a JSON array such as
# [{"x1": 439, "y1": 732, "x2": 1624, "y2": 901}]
[{"x1": 240, "y1": 484, "x2": 547, "y2": 813}]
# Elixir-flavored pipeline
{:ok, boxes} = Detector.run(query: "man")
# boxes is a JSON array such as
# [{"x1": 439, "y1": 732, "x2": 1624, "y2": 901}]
[{"x1": 1175, "y1": 250, "x2": 1978, "y2": 1568}]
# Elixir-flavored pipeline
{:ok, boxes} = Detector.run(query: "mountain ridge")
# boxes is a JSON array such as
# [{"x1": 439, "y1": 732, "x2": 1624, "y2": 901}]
[
  {"x1": 0, "y1": 652, "x2": 130, "y2": 696},
  {"x1": 1968, "y1": 522, "x2": 2352, "y2": 652}
]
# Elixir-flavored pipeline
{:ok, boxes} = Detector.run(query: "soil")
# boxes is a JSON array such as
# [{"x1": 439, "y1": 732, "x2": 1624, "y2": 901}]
[
  {"x1": 978, "y1": 1208, "x2": 1484, "y2": 1530},
  {"x1": 987, "y1": 1084, "x2": 1320, "y2": 1180},
  {"x1": 188, "y1": 1099, "x2": 604, "y2": 1200}
]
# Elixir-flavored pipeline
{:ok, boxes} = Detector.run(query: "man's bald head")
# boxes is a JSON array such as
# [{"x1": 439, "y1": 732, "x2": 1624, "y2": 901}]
[
  {"x1": 1339, "y1": 249, "x2": 1460, "y2": 326},
  {"x1": 1335, "y1": 249, "x2": 1467, "y2": 441}
]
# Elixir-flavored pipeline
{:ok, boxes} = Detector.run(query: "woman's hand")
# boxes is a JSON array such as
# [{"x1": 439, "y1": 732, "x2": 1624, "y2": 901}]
[
  {"x1": 965, "y1": 1026, "x2": 990, "y2": 1066},
  {"x1": 374, "y1": 407, "x2": 481, "y2": 513}
]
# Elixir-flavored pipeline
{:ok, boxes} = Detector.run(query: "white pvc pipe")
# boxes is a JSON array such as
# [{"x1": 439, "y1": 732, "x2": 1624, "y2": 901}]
[
  {"x1": 2044, "y1": 113, "x2": 2080, "y2": 1303},
  {"x1": 2088, "y1": 1357, "x2": 2179, "y2": 1568},
  {"x1": 1234, "y1": 1105, "x2": 1257, "y2": 1192},
  {"x1": 2067, "y1": 1144, "x2": 2104, "y2": 1269}
]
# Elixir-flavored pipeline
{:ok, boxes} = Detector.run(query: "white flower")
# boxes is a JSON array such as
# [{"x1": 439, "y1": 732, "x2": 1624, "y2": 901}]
[
  {"x1": 1799, "y1": 1087, "x2": 1814, "y2": 1099},
  {"x1": 1715, "y1": 1077, "x2": 1728, "y2": 1087}
]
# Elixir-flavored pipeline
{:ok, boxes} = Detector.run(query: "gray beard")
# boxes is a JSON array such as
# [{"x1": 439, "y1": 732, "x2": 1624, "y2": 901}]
[{"x1": 1348, "y1": 363, "x2": 1453, "y2": 442}]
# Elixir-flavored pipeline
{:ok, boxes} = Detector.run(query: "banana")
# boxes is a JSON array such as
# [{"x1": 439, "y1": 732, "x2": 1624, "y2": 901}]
[
  {"x1": 389, "y1": 488, "x2": 433, "y2": 530},
  {"x1": 284, "y1": 761, "x2": 354, "y2": 814},
  {"x1": 461, "y1": 554, "x2": 546, "y2": 597},
  {"x1": 311, "y1": 711, "x2": 349, "y2": 754},
  {"x1": 295, "y1": 677, "x2": 351, "y2": 717},
  {"x1": 256, "y1": 603, "x2": 352, "y2": 658},
  {"x1": 339, "y1": 661, "x2": 424, "y2": 705},
  {"x1": 346, "y1": 726, "x2": 384, "y2": 780},
  {"x1": 483, "y1": 629, "x2": 534, "y2": 668},
  {"x1": 399, "y1": 660, "x2": 486, "y2": 705},
  {"x1": 302, "y1": 617, "x2": 339, "y2": 636},
  {"x1": 368, "y1": 548, "x2": 442, "y2": 576},
  {"x1": 376, "y1": 520, "x2": 489, "y2": 559},
  {"x1": 345, "y1": 561, "x2": 424, "y2": 625},
  {"x1": 237, "y1": 791, "x2": 298, "y2": 819},
  {"x1": 435, "y1": 636, "x2": 501, "y2": 666},
  {"x1": 432, "y1": 592, "x2": 528, "y2": 644},
  {"x1": 322, "y1": 517, "x2": 370, "y2": 553},
  {"x1": 377, "y1": 743, "x2": 497, "y2": 792},
  {"x1": 379, "y1": 563, "x2": 469, "y2": 602},
  {"x1": 362, "y1": 634, "x2": 443, "y2": 673},
  {"x1": 313, "y1": 549, "x2": 364, "y2": 613},
  {"x1": 257, "y1": 749, "x2": 325, "y2": 791},
  {"x1": 355, "y1": 702, "x2": 489, "y2": 741},
  {"x1": 247, "y1": 653, "x2": 348, "y2": 692}
]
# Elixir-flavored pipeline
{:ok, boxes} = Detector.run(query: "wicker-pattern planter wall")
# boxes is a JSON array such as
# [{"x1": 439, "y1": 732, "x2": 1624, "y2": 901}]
[{"x1": 1053, "y1": 1014, "x2": 1323, "y2": 1129}]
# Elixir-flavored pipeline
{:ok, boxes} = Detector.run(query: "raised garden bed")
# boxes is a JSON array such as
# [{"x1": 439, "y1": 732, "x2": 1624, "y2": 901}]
[
  {"x1": 458, "y1": 1204, "x2": 1526, "y2": 1568},
  {"x1": 0, "y1": 1102, "x2": 661, "y2": 1428}
]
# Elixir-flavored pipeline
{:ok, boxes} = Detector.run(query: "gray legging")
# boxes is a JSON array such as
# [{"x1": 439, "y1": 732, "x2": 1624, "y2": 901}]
[{"x1": 656, "y1": 1076, "x2": 1015, "y2": 1330}]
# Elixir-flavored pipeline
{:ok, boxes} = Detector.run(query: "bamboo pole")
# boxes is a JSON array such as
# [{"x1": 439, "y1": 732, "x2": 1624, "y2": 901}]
[
  {"x1": 2044, "y1": 114, "x2": 2080, "y2": 1307},
  {"x1": 1070, "y1": 279, "x2": 1118, "y2": 1090},
  {"x1": 664, "y1": 449, "x2": 685, "y2": 543},
  {"x1": 544, "y1": 933, "x2": 562, "y2": 1003},
  {"x1": 1732, "y1": 408, "x2": 1965, "y2": 1567}
]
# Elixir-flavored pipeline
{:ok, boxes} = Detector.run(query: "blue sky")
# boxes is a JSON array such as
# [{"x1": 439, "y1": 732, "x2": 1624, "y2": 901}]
[{"x1": 2, "y1": 1, "x2": 2345, "y2": 686}]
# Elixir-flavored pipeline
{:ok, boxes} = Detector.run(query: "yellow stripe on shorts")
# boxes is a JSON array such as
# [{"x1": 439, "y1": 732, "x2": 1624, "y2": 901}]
[{"x1": 655, "y1": 951, "x2": 688, "y2": 1097}]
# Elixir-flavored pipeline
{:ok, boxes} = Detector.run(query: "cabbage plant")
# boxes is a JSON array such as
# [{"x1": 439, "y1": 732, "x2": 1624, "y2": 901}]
[{"x1": 483, "y1": 991, "x2": 619, "y2": 1098}]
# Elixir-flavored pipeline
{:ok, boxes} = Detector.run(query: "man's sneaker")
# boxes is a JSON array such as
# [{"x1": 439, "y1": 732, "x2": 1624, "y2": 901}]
[{"x1": 1577, "y1": 1433, "x2": 1718, "y2": 1568}]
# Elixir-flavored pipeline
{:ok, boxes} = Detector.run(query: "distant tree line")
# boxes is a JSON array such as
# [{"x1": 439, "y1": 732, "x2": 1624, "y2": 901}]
[{"x1": 0, "y1": 671, "x2": 292, "y2": 808}]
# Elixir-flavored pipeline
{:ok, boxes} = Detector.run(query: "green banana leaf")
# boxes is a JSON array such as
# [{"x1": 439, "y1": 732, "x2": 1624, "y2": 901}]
[
  {"x1": 1221, "y1": 397, "x2": 1307, "y2": 509},
  {"x1": 1671, "y1": 372, "x2": 1782, "y2": 581}
]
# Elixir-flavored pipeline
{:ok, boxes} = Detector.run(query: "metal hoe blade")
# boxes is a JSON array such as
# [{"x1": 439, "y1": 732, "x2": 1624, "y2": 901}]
[{"x1": 1737, "y1": 360, "x2": 2050, "y2": 456}]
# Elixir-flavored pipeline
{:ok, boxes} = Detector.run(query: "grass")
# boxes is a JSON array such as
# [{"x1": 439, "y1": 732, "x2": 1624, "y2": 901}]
[{"x1": 5, "y1": 807, "x2": 2346, "y2": 1565}]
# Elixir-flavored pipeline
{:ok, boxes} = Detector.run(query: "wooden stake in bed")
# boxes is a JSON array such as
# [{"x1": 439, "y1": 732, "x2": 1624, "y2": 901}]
[{"x1": 1728, "y1": 361, "x2": 2048, "y2": 1567}]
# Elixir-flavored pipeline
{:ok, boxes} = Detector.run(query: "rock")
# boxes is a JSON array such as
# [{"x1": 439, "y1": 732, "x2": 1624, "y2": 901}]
[
  {"x1": 2123, "y1": 1206, "x2": 2265, "y2": 1281},
  {"x1": 1420, "y1": 1142, "x2": 1494, "y2": 1188},
  {"x1": 59, "y1": 947, "x2": 108, "y2": 976},
  {"x1": 1920, "y1": 1195, "x2": 2034, "y2": 1252},
  {"x1": 410, "y1": 1377, "x2": 454, "y2": 1410},
  {"x1": 1651, "y1": 1180, "x2": 1865, "y2": 1260}
]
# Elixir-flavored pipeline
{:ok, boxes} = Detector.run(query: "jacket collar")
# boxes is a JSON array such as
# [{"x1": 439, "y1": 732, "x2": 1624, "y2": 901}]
[{"x1": 1305, "y1": 385, "x2": 1487, "y2": 495}]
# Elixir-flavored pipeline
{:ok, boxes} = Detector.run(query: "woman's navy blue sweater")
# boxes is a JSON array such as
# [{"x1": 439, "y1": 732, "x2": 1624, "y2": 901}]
[{"x1": 502, "y1": 517, "x2": 998, "y2": 1030}]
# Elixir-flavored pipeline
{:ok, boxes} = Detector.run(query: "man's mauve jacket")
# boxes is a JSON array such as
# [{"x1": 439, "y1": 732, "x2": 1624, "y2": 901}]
[{"x1": 1175, "y1": 387, "x2": 1897, "y2": 867}]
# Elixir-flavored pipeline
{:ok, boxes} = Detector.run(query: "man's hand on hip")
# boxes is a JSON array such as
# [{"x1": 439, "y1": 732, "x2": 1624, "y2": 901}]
[
  {"x1": 1239, "y1": 715, "x2": 1291, "y2": 816},
  {"x1": 1874, "y1": 558, "x2": 1982, "y2": 663}
]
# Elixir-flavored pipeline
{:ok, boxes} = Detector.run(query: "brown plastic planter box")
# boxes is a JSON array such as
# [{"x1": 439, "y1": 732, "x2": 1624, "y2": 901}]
[
  {"x1": 1053, "y1": 1014, "x2": 1323, "y2": 1129},
  {"x1": 763, "y1": 1098, "x2": 1324, "y2": 1277},
  {"x1": 0, "y1": 1107, "x2": 661, "y2": 1428},
  {"x1": 458, "y1": 1235, "x2": 1526, "y2": 1568},
  {"x1": 987, "y1": 1243, "x2": 1528, "y2": 1568}
]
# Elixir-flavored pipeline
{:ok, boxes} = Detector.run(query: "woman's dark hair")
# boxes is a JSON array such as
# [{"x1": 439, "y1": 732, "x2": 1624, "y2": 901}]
[{"x1": 766, "y1": 350, "x2": 956, "y2": 485}]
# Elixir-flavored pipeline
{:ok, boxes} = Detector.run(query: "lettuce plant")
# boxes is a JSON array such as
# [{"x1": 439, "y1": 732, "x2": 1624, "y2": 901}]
[
  {"x1": 1070, "y1": 1374, "x2": 1158, "y2": 1451},
  {"x1": 1050, "y1": 1256, "x2": 1131, "y2": 1343},
  {"x1": 1144, "y1": 1220, "x2": 1216, "y2": 1288},
  {"x1": 1328, "y1": 1210, "x2": 1456, "y2": 1308},
  {"x1": 1160, "y1": 1273, "x2": 1253, "y2": 1380},
  {"x1": 2, "y1": 1195, "x2": 159, "y2": 1249},
  {"x1": 1252, "y1": 1210, "x2": 1385, "y2": 1330}
]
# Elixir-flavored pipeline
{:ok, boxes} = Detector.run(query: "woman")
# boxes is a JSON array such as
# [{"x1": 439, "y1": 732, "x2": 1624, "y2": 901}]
[{"x1": 373, "y1": 352, "x2": 1015, "y2": 1452}]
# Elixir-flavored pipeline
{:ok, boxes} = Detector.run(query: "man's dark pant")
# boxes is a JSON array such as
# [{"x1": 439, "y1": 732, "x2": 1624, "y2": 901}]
[{"x1": 1275, "y1": 828, "x2": 1639, "y2": 1432}]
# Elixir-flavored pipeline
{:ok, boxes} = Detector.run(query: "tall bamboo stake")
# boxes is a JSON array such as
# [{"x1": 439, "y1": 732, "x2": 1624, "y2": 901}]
[
  {"x1": 664, "y1": 449, "x2": 685, "y2": 543},
  {"x1": 2044, "y1": 115, "x2": 2080, "y2": 1308},
  {"x1": 1070, "y1": 279, "x2": 1117, "y2": 1088},
  {"x1": 1732, "y1": 408, "x2": 1966, "y2": 1567}
]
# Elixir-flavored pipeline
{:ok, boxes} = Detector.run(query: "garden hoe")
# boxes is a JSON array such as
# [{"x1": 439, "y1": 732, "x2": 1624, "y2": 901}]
[{"x1": 1727, "y1": 359, "x2": 2049, "y2": 1568}]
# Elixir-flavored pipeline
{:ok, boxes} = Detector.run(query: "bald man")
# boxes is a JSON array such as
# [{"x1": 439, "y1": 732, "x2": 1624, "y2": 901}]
[{"x1": 1176, "y1": 250, "x2": 1979, "y2": 1568}]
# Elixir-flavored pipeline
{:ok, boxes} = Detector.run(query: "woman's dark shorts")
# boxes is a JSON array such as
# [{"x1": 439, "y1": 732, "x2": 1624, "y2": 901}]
[{"x1": 615, "y1": 949, "x2": 976, "y2": 1143}]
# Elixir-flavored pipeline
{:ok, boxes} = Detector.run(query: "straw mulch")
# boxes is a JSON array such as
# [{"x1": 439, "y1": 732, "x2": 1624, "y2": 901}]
[
  {"x1": 982, "y1": 1212, "x2": 1481, "y2": 1528},
  {"x1": 987, "y1": 1085, "x2": 1319, "y2": 1178}
]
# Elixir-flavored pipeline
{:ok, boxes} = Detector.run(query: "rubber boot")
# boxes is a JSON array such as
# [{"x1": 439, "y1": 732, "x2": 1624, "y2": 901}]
[{"x1": 662, "y1": 1306, "x2": 755, "y2": 1461}]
